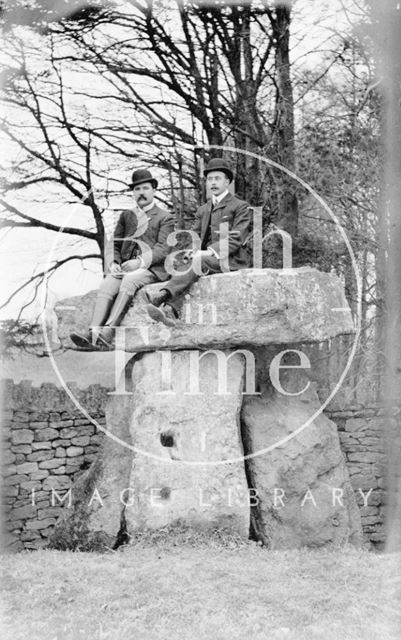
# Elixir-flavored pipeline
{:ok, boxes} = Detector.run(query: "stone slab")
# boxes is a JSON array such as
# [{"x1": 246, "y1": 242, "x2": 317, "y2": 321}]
[
  {"x1": 124, "y1": 350, "x2": 250, "y2": 536},
  {"x1": 241, "y1": 358, "x2": 363, "y2": 549},
  {"x1": 55, "y1": 267, "x2": 354, "y2": 353}
]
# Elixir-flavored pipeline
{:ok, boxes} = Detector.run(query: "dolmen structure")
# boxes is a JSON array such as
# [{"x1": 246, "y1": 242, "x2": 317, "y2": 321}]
[{"x1": 50, "y1": 267, "x2": 363, "y2": 550}]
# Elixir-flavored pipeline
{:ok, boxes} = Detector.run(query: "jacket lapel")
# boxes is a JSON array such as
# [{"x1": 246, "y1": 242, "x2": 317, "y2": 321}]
[
  {"x1": 200, "y1": 193, "x2": 234, "y2": 244},
  {"x1": 210, "y1": 193, "x2": 233, "y2": 232},
  {"x1": 201, "y1": 200, "x2": 213, "y2": 244}
]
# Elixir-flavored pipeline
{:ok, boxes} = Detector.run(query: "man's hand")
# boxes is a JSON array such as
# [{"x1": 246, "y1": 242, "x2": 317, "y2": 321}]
[
  {"x1": 194, "y1": 249, "x2": 214, "y2": 258},
  {"x1": 110, "y1": 262, "x2": 123, "y2": 277},
  {"x1": 182, "y1": 249, "x2": 194, "y2": 263},
  {"x1": 183, "y1": 249, "x2": 213, "y2": 263},
  {"x1": 121, "y1": 258, "x2": 142, "y2": 272}
]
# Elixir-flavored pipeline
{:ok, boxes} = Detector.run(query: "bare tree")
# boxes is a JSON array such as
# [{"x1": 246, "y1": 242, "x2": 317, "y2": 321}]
[
  {"x1": 295, "y1": 22, "x2": 384, "y2": 399},
  {"x1": 1, "y1": 0, "x2": 303, "y2": 316},
  {"x1": 49, "y1": 0, "x2": 298, "y2": 228},
  {"x1": 0, "y1": 20, "x2": 176, "y2": 310},
  {"x1": 2, "y1": 0, "x2": 376, "y2": 319}
]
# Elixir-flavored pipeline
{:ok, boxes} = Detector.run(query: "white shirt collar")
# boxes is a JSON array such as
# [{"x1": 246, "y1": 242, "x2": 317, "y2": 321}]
[
  {"x1": 140, "y1": 200, "x2": 155, "y2": 213},
  {"x1": 212, "y1": 190, "x2": 229, "y2": 206}
]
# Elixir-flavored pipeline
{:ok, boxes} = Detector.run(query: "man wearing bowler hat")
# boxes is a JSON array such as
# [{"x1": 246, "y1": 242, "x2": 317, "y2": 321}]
[
  {"x1": 145, "y1": 157, "x2": 251, "y2": 326},
  {"x1": 70, "y1": 168, "x2": 174, "y2": 349}
]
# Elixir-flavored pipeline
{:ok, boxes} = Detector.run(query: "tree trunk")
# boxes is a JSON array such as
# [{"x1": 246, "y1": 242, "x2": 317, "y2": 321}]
[
  {"x1": 368, "y1": 0, "x2": 401, "y2": 552},
  {"x1": 382, "y1": 4, "x2": 401, "y2": 553},
  {"x1": 272, "y1": 3, "x2": 298, "y2": 237}
]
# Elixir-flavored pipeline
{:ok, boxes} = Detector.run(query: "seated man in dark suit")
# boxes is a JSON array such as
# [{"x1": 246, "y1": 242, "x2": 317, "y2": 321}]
[
  {"x1": 70, "y1": 168, "x2": 174, "y2": 349},
  {"x1": 145, "y1": 158, "x2": 251, "y2": 326}
]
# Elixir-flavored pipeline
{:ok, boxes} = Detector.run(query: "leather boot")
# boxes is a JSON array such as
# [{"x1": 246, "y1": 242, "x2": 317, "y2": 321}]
[
  {"x1": 96, "y1": 290, "x2": 133, "y2": 350},
  {"x1": 70, "y1": 293, "x2": 114, "y2": 350},
  {"x1": 143, "y1": 288, "x2": 178, "y2": 326},
  {"x1": 143, "y1": 288, "x2": 170, "y2": 307},
  {"x1": 144, "y1": 290, "x2": 178, "y2": 327},
  {"x1": 146, "y1": 303, "x2": 178, "y2": 327}
]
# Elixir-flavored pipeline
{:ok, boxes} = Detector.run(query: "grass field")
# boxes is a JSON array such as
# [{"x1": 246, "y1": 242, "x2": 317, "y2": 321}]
[{"x1": 1, "y1": 530, "x2": 400, "y2": 640}]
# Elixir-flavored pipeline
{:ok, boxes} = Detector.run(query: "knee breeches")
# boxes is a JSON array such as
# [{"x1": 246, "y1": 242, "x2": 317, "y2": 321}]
[{"x1": 98, "y1": 269, "x2": 157, "y2": 298}]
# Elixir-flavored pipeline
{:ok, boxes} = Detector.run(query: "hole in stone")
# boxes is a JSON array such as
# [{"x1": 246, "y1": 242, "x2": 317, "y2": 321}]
[
  {"x1": 160, "y1": 487, "x2": 171, "y2": 500},
  {"x1": 160, "y1": 432, "x2": 174, "y2": 447}
]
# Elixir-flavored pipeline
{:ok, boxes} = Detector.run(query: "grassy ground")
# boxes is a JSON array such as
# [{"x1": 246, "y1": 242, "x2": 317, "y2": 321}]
[{"x1": 1, "y1": 529, "x2": 400, "y2": 640}]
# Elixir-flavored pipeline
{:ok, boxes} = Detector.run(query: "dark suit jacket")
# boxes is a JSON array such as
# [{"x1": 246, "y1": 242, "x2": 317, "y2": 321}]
[
  {"x1": 192, "y1": 192, "x2": 251, "y2": 270},
  {"x1": 113, "y1": 204, "x2": 175, "y2": 282}
]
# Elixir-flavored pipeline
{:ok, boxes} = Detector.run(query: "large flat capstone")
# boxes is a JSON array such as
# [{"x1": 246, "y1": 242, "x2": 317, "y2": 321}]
[{"x1": 56, "y1": 267, "x2": 354, "y2": 353}]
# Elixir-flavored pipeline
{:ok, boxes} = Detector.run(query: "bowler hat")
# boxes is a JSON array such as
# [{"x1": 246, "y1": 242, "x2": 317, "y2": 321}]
[
  {"x1": 203, "y1": 158, "x2": 234, "y2": 183},
  {"x1": 131, "y1": 168, "x2": 158, "y2": 189}
]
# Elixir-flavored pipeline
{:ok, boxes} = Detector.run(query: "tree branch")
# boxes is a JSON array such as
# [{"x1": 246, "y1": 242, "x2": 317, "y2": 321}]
[{"x1": 0, "y1": 199, "x2": 97, "y2": 239}]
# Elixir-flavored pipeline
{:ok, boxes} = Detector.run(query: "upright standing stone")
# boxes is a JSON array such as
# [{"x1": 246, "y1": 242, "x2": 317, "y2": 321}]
[
  {"x1": 125, "y1": 350, "x2": 250, "y2": 537},
  {"x1": 241, "y1": 351, "x2": 363, "y2": 549}
]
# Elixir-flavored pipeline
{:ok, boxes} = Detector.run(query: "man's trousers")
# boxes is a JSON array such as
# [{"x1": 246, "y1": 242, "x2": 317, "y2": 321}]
[
  {"x1": 162, "y1": 255, "x2": 221, "y2": 300},
  {"x1": 98, "y1": 268, "x2": 158, "y2": 300}
]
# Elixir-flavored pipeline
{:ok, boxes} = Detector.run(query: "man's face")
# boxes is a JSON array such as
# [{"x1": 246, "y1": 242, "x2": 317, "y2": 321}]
[
  {"x1": 206, "y1": 171, "x2": 230, "y2": 197},
  {"x1": 133, "y1": 182, "x2": 155, "y2": 207}
]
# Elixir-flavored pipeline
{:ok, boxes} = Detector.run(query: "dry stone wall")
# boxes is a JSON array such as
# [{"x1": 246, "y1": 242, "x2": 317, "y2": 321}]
[
  {"x1": 327, "y1": 406, "x2": 390, "y2": 549},
  {"x1": 0, "y1": 378, "x2": 392, "y2": 551},
  {"x1": 1, "y1": 379, "x2": 107, "y2": 551}
]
